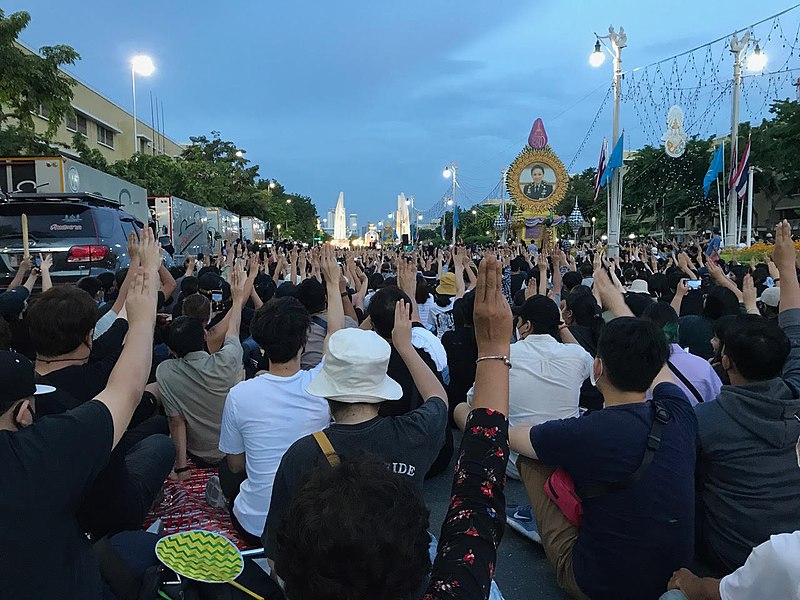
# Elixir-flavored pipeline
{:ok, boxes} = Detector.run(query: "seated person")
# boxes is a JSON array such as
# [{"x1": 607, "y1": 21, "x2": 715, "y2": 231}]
[
  {"x1": 263, "y1": 301, "x2": 449, "y2": 573},
  {"x1": 25, "y1": 239, "x2": 174, "y2": 539},
  {"x1": 156, "y1": 267, "x2": 249, "y2": 479},
  {"x1": 0, "y1": 233, "x2": 166, "y2": 599},
  {"x1": 694, "y1": 221, "x2": 800, "y2": 573},
  {"x1": 665, "y1": 531, "x2": 800, "y2": 600},
  {"x1": 294, "y1": 277, "x2": 358, "y2": 370},
  {"x1": 273, "y1": 255, "x2": 510, "y2": 600},
  {"x1": 217, "y1": 246, "x2": 343, "y2": 546},
  {"x1": 642, "y1": 301, "x2": 722, "y2": 405},
  {"x1": 509, "y1": 266, "x2": 697, "y2": 600}
]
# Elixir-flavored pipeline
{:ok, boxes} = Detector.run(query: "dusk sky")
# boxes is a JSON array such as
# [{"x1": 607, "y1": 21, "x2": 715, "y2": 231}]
[{"x1": 11, "y1": 1, "x2": 798, "y2": 225}]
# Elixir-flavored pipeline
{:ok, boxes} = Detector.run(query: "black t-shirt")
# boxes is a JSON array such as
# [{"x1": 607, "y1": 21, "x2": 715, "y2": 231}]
[
  {"x1": 442, "y1": 326, "x2": 477, "y2": 414},
  {"x1": 379, "y1": 346, "x2": 440, "y2": 417},
  {"x1": 0, "y1": 400, "x2": 114, "y2": 599},
  {"x1": 530, "y1": 383, "x2": 697, "y2": 600},
  {"x1": 36, "y1": 319, "x2": 128, "y2": 417},
  {"x1": 511, "y1": 272, "x2": 527, "y2": 296},
  {"x1": 263, "y1": 397, "x2": 448, "y2": 558}
]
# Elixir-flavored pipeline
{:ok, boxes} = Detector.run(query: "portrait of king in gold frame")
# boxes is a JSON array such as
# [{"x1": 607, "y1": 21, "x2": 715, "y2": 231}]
[{"x1": 508, "y1": 148, "x2": 568, "y2": 211}]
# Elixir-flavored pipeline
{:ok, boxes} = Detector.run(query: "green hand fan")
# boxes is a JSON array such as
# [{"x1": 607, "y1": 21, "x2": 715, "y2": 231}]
[{"x1": 155, "y1": 530, "x2": 263, "y2": 599}]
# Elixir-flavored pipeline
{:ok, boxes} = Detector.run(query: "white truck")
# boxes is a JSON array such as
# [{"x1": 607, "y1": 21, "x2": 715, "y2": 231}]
[
  {"x1": 148, "y1": 196, "x2": 209, "y2": 260},
  {"x1": 0, "y1": 156, "x2": 149, "y2": 225},
  {"x1": 206, "y1": 207, "x2": 240, "y2": 254},
  {"x1": 240, "y1": 216, "x2": 266, "y2": 244}
]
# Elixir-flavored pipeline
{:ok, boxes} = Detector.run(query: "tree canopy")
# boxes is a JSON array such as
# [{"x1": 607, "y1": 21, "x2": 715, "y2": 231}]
[{"x1": 0, "y1": 10, "x2": 79, "y2": 155}]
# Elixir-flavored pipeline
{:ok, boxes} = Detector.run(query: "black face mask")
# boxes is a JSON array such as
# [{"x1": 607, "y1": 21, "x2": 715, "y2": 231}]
[{"x1": 11, "y1": 401, "x2": 34, "y2": 430}]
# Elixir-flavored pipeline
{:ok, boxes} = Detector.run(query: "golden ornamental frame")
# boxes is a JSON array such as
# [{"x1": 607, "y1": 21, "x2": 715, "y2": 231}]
[{"x1": 507, "y1": 146, "x2": 569, "y2": 213}]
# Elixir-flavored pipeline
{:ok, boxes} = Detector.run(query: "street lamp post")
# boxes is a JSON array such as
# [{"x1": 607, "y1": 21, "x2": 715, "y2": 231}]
[
  {"x1": 130, "y1": 55, "x2": 155, "y2": 156},
  {"x1": 443, "y1": 163, "x2": 458, "y2": 247},
  {"x1": 590, "y1": 26, "x2": 626, "y2": 258},
  {"x1": 725, "y1": 32, "x2": 766, "y2": 248},
  {"x1": 591, "y1": 216, "x2": 597, "y2": 243}
]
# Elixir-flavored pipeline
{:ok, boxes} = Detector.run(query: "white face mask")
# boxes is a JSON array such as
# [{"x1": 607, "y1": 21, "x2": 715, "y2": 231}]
[{"x1": 590, "y1": 360, "x2": 602, "y2": 387}]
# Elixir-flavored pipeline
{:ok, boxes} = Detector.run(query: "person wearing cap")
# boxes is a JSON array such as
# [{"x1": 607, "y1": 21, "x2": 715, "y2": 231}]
[
  {"x1": 756, "y1": 285, "x2": 780, "y2": 320},
  {"x1": 428, "y1": 267, "x2": 461, "y2": 339},
  {"x1": 216, "y1": 245, "x2": 344, "y2": 546},
  {"x1": 0, "y1": 234, "x2": 167, "y2": 599},
  {"x1": 263, "y1": 297, "x2": 449, "y2": 571}
]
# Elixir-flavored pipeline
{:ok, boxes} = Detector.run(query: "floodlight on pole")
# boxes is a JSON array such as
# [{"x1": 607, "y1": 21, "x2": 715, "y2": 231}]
[
  {"x1": 130, "y1": 55, "x2": 155, "y2": 156},
  {"x1": 747, "y1": 43, "x2": 767, "y2": 72},
  {"x1": 235, "y1": 150, "x2": 244, "y2": 158}
]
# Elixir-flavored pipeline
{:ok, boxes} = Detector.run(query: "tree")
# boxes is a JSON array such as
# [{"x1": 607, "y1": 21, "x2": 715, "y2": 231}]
[
  {"x1": 108, "y1": 153, "x2": 186, "y2": 197},
  {"x1": 743, "y1": 100, "x2": 800, "y2": 225},
  {"x1": 0, "y1": 10, "x2": 79, "y2": 154},
  {"x1": 622, "y1": 137, "x2": 717, "y2": 235}
]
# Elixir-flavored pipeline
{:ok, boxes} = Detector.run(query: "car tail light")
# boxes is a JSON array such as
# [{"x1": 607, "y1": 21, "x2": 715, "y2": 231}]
[{"x1": 66, "y1": 245, "x2": 109, "y2": 263}]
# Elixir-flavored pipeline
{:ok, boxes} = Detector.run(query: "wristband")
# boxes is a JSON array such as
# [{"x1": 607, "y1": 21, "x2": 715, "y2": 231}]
[
  {"x1": 174, "y1": 466, "x2": 190, "y2": 474},
  {"x1": 476, "y1": 355, "x2": 512, "y2": 369}
]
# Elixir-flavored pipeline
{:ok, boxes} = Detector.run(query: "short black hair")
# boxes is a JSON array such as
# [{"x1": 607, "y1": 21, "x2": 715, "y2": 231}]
[
  {"x1": 510, "y1": 256, "x2": 528, "y2": 272},
  {"x1": 275, "y1": 455, "x2": 431, "y2": 600},
  {"x1": 76, "y1": 276, "x2": 103, "y2": 299},
  {"x1": 703, "y1": 285, "x2": 740, "y2": 320},
  {"x1": 180, "y1": 276, "x2": 199, "y2": 296},
  {"x1": 27, "y1": 287, "x2": 98, "y2": 357},
  {"x1": 96, "y1": 272, "x2": 116, "y2": 292},
  {"x1": 530, "y1": 164, "x2": 545, "y2": 176},
  {"x1": 596, "y1": 317, "x2": 669, "y2": 392},
  {"x1": 642, "y1": 301, "x2": 679, "y2": 343},
  {"x1": 295, "y1": 278, "x2": 326, "y2": 315},
  {"x1": 182, "y1": 293, "x2": 211, "y2": 324},
  {"x1": 367, "y1": 287, "x2": 412, "y2": 339},
  {"x1": 166, "y1": 316, "x2": 207, "y2": 357},
  {"x1": 579, "y1": 262, "x2": 593, "y2": 277},
  {"x1": 723, "y1": 315, "x2": 790, "y2": 381},
  {"x1": 251, "y1": 297, "x2": 310, "y2": 364},
  {"x1": 562, "y1": 271, "x2": 582, "y2": 293}
]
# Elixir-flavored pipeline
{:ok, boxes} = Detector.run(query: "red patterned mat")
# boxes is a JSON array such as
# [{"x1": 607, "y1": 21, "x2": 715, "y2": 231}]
[{"x1": 144, "y1": 467, "x2": 256, "y2": 551}]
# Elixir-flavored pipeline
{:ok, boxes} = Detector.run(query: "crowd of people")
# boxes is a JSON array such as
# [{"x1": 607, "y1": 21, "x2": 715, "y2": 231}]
[{"x1": 1, "y1": 222, "x2": 799, "y2": 600}]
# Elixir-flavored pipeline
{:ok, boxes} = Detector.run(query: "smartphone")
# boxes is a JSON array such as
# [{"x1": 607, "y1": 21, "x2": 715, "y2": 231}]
[
  {"x1": 684, "y1": 279, "x2": 702, "y2": 290},
  {"x1": 34, "y1": 257, "x2": 41, "y2": 267},
  {"x1": 211, "y1": 290, "x2": 223, "y2": 303}
]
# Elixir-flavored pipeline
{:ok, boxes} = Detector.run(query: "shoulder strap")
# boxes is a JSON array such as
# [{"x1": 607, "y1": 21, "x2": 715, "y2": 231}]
[
  {"x1": 311, "y1": 316, "x2": 328, "y2": 332},
  {"x1": 579, "y1": 401, "x2": 671, "y2": 500},
  {"x1": 667, "y1": 360, "x2": 704, "y2": 403},
  {"x1": 312, "y1": 431, "x2": 340, "y2": 467}
]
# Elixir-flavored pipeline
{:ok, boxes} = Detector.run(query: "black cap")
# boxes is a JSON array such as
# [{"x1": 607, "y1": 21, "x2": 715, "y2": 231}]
[
  {"x1": 513, "y1": 296, "x2": 560, "y2": 333},
  {"x1": 0, "y1": 351, "x2": 54, "y2": 412},
  {"x1": 0, "y1": 287, "x2": 30, "y2": 318}
]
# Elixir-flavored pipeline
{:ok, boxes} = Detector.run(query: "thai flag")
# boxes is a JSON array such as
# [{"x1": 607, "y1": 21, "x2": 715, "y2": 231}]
[
  {"x1": 593, "y1": 138, "x2": 608, "y2": 203},
  {"x1": 730, "y1": 139, "x2": 751, "y2": 199}
]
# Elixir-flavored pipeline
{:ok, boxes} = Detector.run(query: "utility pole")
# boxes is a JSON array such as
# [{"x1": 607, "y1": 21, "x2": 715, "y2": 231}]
[{"x1": 726, "y1": 32, "x2": 749, "y2": 248}]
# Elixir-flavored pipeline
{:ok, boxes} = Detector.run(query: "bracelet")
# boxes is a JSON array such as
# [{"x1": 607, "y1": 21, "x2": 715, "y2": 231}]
[
  {"x1": 174, "y1": 466, "x2": 190, "y2": 474},
  {"x1": 475, "y1": 355, "x2": 512, "y2": 369}
]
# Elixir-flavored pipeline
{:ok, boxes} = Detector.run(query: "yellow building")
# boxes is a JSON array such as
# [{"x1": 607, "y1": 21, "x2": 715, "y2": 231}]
[{"x1": 18, "y1": 41, "x2": 184, "y2": 162}]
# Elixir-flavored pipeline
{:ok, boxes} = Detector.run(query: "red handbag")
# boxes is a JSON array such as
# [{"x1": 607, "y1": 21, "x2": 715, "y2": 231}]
[{"x1": 544, "y1": 468, "x2": 583, "y2": 527}]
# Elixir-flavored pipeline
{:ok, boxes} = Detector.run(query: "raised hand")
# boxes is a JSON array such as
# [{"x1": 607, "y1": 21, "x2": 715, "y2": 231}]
[
  {"x1": 319, "y1": 244, "x2": 340, "y2": 284},
  {"x1": 127, "y1": 232, "x2": 139, "y2": 264},
  {"x1": 742, "y1": 273, "x2": 757, "y2": 313},
  {"x1": 39, "y1": 253, "x2": 53, "y2": 272},
  {"x1": 772, "y1": 220, "x2": 796, "y2": 271},
  {"x1": 391, "y1": 299, "x2": 413, "y2": 351},
  {"x1": 137, "y1": 227, "x2": 162, "y2": 273},
  {"x1": 125, "y1": 268, "x2": 157, "y2": 327},
  {"x1": 228, "y1": 262, "x2": 247, "y2": 305},
  {"x1": 473, "y1": 255, "x2": 512, "y2": 357}
]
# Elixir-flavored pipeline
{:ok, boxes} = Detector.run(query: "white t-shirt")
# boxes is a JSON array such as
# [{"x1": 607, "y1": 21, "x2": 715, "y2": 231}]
[
  {"x1": 468, "y1": 334, "x2": 593, "y2": 479},
  {"x1": 417, "y1": 295, "x2": 435, "y2": 328},
  {"x1": 719, "y1": 531, "x2": 800, "y2": 600},
  {"x1": 218, "y1": 363, "x2": 331, "y2": 536},
  {"x1": 427, "y1": 298, "x2": 455, "y2": 339}
]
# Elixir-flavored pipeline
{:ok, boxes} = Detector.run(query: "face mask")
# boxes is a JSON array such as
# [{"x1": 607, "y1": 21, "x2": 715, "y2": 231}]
[{"x1": 590, "y1": 360, "x2": 602, "y2": 387}]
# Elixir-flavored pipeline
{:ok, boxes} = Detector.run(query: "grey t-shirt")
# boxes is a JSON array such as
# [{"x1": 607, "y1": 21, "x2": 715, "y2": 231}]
[
  {"x1": 262, "y1": 397, "x2": 448, "y2": 557},
  {"x1": 300, "y1": 312, "x2": 358, "y2": 370}
]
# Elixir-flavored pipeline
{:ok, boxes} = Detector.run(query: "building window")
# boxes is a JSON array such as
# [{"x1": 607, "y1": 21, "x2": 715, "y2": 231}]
[
  {"x1": 66, "y1": 111, "x2": 88, "y2": 136},
  {"x1": 674, "y1": 217, "x2": 687, "y2": 230},
  {"x1": 38, "y1": 104, "x2": 50, "y2": 119},
  {"x1": 96, "y1": 124, "x2": 114, "y2": 148}
]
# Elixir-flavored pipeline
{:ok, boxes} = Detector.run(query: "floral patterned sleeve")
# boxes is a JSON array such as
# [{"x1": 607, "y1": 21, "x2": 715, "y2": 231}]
[
  {"x1": 502, "y1": 266, "x2": 512, "y2": 305},
  {"x1": 424, "y1": 408, "x2": 509, "y2": 600}
]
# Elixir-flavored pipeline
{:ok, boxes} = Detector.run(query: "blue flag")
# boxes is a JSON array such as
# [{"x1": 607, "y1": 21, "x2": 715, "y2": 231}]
[
  {"x1": 453, "y1": 207, "x2": 459, "y2": 231},
  {"x1": 600, "y1": 133, "x2": 624, "y2": 187},
  {"x1": 440, "y1": 214, "x2": 446, "y2": 239},
  {"x1": 703, "y1": 144, "x2": 724, "y2": 197}
]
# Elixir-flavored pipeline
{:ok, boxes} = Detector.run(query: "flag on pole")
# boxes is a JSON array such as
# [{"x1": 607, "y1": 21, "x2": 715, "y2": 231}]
[
  {"x1": 600, "y1": 133, "x2": 624, "y2": 188},
  {"x1": 593, "y1": 138, "x2": 609, "y2": 203},
  {"x1": 440, "y1": 213, "x2": 446, "y2": 239},
  {"x1": 730, "y1": 138, "x2": 751, "y2": 200},
  {"x1": 453, "y1": 206, "x2": 459, "y2": 231},
  {"x1": 703, "y1": 144, "x2": 724, "y2": 198}
]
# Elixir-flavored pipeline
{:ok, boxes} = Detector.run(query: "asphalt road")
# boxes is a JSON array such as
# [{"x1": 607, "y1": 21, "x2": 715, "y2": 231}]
[{"x1": 424, "y1": 431, "x2": 569, "y2": 600}]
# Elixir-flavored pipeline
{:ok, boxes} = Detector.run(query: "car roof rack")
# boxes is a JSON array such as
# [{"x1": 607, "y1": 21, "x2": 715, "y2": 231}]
[{"x1": 0, "y1": 192, "x2": 121, "y2": 209}]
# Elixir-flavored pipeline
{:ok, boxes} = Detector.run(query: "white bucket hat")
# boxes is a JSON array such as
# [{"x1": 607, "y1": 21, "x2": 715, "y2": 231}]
[
  {"x1": 627, "y1": 279, "x2": 650, "y2": 295},
  {"x1": 306, "y1": 329, "x2": 403, "y2": 403}
]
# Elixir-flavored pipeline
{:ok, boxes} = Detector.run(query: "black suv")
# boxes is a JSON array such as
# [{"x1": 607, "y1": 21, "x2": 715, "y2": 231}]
[{"x1": 0, "y1": 193, "x2": 142, "y2": 287}]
